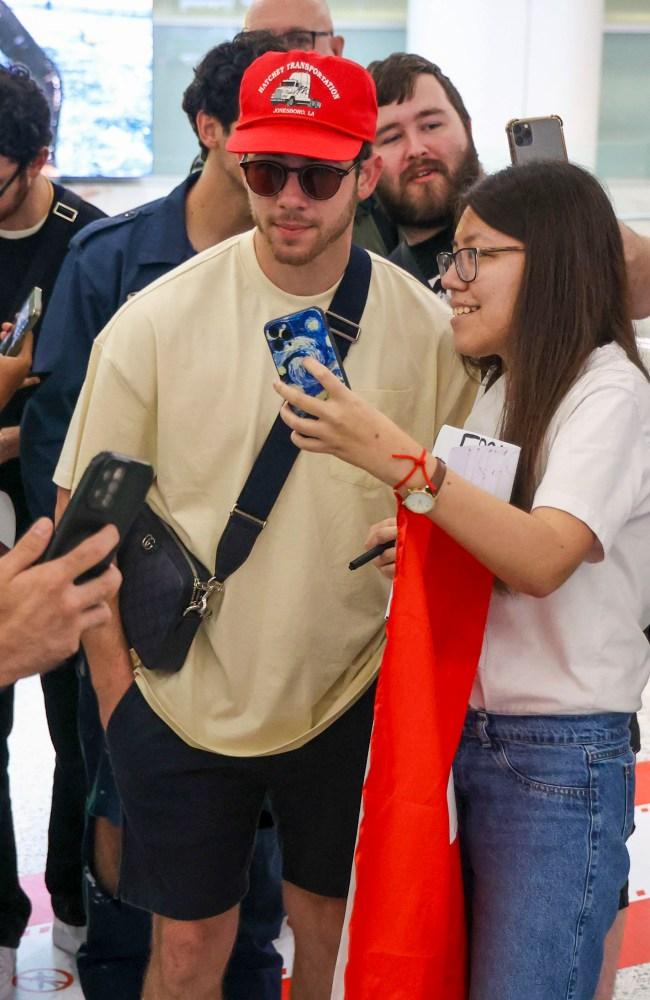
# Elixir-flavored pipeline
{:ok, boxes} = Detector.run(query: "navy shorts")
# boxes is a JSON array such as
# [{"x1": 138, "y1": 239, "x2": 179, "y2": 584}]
[{"x1": 106, "y1": 681, "x2": 375, "y2": 921}]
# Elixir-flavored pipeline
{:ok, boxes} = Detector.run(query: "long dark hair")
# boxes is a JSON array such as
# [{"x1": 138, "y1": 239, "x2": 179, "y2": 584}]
[{"x1": 460, "y1": 161, "x2": 648, "y2": 512}]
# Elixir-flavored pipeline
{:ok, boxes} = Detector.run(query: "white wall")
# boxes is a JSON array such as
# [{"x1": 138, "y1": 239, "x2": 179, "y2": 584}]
[{"x1": 406, "y1": 0, "x2": 605, "y2": 172}]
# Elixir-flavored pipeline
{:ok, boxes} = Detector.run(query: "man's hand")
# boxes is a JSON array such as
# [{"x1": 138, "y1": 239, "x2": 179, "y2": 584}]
[
  {"x1": 619, "y1": 222, "x2": 650, "y2": 320},
  {"x1": 0, "y1": 518, "x2": 121, "y2": 686},
  {"x1": 0, "y1": 426, "x2": 20, "y2": 464}
]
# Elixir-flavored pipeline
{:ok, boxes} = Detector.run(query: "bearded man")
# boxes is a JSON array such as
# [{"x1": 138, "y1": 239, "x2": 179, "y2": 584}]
[{"x1": 369, "y1": 53, "x2": 480, "y2": 296}]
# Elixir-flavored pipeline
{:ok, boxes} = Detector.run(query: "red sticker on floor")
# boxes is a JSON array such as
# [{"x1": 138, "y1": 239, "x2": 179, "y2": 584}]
[{"x1": 14, "y1": 968, "x2": 74, "y2": 992}]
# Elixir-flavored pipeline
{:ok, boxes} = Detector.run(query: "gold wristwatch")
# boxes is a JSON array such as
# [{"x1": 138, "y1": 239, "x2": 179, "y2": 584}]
[{"x1": 403, "y1": 458, "x2": 447, "y2": 514}]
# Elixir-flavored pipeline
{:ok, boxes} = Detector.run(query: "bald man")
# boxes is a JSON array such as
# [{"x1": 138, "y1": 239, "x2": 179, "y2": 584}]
[{"x1": 245, "y1": 0, "x2": 344, "y2": 56}]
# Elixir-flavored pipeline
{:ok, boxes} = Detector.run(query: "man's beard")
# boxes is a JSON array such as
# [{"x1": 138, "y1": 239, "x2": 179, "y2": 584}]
[
  {"x1": 0, "y1": 173, "x2": 29, "y2": 226},
  {"x1": 252, "y1": 188, "x2": 357, "y2": 267},
  {"x1": 376, "y1": 140, "x2": 481, "y2": 233}
]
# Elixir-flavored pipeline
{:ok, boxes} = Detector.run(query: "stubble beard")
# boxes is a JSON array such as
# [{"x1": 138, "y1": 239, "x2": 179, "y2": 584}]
[
  {"x1": 0, "y1": 173, "x2": 30, "y2": 226},
  {"x1": 376, "y1": 140, "x2": 481, "y2": 233},
  {"x1": 252, "y1": 188, "x2": 357, "y2": 267}
]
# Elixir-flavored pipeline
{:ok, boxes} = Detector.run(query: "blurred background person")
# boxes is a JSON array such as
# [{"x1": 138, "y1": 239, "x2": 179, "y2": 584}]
[{"x1": 0, "y1": 61, "x2": 103, "y2": 997}]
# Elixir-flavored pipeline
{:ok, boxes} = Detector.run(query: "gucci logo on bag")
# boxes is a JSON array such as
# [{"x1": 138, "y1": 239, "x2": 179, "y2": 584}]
[{"x1": 141, "y1": 534, "x2": 157, "y2": 552}]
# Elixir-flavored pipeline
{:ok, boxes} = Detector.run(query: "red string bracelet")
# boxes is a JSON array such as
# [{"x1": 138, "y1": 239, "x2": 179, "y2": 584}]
[{"x1": 391, "y1": 448, "x2": 438, "y2": 494}]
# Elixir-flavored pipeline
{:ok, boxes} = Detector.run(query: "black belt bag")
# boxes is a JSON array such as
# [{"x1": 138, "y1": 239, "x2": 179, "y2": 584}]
[{"x1": 118, "y1": 245, "x2": 371, "y2": 674}]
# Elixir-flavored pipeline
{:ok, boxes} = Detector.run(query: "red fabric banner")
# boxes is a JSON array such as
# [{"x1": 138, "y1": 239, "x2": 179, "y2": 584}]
[{"x1": 342, "y1": 506, "x2": 493, "y2": 999}]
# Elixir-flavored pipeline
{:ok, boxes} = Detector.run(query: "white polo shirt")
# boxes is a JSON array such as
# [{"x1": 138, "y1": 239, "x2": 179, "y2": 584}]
[{"x1": 465, "y1": 343, "x2": 650, "y2": 715}]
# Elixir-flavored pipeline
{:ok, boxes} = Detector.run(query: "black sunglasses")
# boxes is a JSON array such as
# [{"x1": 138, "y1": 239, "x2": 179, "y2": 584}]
[
  {"x1": 240, "y1": 157, "x2": 359, "y2": 201},
  {"x1": 0, "y1": 163, "x2": 23, "y2": 199}
]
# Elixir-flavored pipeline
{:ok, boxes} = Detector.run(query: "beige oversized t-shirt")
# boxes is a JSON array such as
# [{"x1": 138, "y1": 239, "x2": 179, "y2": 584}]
[{"x1": 55, "y1": 230, "x2": 475, "y2": 756}]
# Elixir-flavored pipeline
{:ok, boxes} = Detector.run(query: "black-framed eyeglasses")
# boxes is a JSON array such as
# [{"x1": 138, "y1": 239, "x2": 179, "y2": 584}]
[
  {"x1": 437, "y1": 246, "x2": 524, "y2": 283},
  {"x1": 240, "y1": 157, "x2": 359, "y2": 201},
  {"x1": 276, "y1": 29, "x2": 334, "y2": 50},
  {"x1": 0, "y1": 163, "x2": 23, "y2": 199}
]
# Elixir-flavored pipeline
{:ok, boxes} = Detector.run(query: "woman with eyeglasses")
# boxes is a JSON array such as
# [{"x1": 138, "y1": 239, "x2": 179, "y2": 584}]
[{"x1": 274, "y1": 160, "x2": 650, "y2": 1000}]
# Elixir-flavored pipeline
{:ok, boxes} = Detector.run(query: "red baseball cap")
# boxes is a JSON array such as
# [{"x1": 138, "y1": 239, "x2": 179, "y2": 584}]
[{"x1": 226, "y1": 49, "x2": 377, "y2": 161}]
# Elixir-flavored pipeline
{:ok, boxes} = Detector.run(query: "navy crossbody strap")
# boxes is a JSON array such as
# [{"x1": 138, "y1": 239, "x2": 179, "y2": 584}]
[
  {"x1": 214, "y1": 244, "x2": 372, "y2": 583},
  {"x1": 9, "y1": 190, "x2": 86, "y2": 320}
]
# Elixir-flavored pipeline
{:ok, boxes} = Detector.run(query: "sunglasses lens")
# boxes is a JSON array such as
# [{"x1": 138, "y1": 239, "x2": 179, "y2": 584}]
[
  {"x1": 244, "y1": 161, "x2": 286, "y2": 197},
  {"x1": 301, "y1": 165, "x2": 344, "y2": 200}
]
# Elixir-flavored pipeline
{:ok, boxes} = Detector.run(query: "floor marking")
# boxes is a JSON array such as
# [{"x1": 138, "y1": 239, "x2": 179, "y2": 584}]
[{"x1": 14, "y1": 968, "x2": 74, "y2": 993}]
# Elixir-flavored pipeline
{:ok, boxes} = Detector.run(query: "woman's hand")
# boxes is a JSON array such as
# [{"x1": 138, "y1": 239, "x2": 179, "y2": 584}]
[
  {"x1": 274, "y1": 358, "x2": 422, "y2": 489},
  {"x1": 366, "y1": 517, "x2": 397, "y2": 579},
  {"x1": 0, "y1": 326, "x2": 39, "y2": 409}
]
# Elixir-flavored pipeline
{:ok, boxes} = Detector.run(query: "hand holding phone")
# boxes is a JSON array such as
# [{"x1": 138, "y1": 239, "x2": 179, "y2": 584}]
[
  {"x1": 0, "y1": 287, "x2": 42, "y2": 357},
  {"x1": 264, "y1": 306, "x2": 349, "y2": 418},
  {"x1": 506, "y1": 115, "x2": 568, "y2": 165},
  {"x1": 43, "y1": 452, "x2": 154, "y2": 584}
]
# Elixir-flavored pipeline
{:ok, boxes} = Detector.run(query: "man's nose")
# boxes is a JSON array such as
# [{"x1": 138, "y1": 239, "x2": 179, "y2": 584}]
[
  {"x1": 276, "y1": 170, "x2": 309, "y2": 205},
  {"x1": 404, "y1": 128, "x2": 432, "y2": 160}
]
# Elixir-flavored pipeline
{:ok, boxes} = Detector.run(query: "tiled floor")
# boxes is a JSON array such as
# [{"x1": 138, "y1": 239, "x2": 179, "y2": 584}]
[{"x1": 7, "y1": 676, "x2": 650, "y2": 998}]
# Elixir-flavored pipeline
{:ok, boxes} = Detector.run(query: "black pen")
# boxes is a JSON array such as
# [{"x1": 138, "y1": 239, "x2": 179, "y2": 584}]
[{"x1": 348, "y1": 539, "x2": 395, "y2": 571}]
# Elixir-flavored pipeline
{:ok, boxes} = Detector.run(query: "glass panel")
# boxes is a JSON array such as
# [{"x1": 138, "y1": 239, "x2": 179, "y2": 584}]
[
  {"x1": 605, "y1": 0, "x2": 650, "y2": 25},
  {"x1": 597, "y1": 33, "x2": 650, "y2": 179},
  {"x1": 154, "y1": 0, "x2": 407, "y2": 22},
  {"x1": 329, "y1": 0, "x2": 407, "y2": 22},
  {"x1": 2, "y1": 0, "x2": 153, "y2": 178}
]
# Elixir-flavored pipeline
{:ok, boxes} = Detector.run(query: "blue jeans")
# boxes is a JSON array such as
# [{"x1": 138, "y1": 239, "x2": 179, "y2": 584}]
[{"x1": 454, "y1": 710, "x2": 635, "y2": 1000}]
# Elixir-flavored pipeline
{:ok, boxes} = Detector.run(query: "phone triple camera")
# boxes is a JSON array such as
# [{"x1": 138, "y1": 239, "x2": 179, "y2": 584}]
[
  {"x1": 513, "y1": 122, "x2": 533, "y2": 147},
  {"x1": 89, "y1": 462, "x2": 127, "y2": 511}
]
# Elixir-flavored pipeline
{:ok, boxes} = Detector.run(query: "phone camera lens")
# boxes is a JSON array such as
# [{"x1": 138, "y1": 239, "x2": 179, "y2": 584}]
[
  {"x1": 112, "y1": 467, "x2": 126, "y2": 481},
  {"x1": 514, "y1": 122, "x2": 533, "y2": 147},
  {"x1": 107, "y1": 480, "x2": 120, "y2": 495},
  {"x1": 101, "y1": 494, "x2": 113, "y2": 509}
]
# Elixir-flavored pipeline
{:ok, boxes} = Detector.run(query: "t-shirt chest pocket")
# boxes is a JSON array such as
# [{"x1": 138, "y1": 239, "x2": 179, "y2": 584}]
[{"x1": 328, "y1": 387, "x2": 415, "y2": 491}]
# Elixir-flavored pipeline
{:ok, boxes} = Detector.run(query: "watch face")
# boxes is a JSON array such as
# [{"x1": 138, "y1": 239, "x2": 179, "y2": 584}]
[{"x1": 404, "y1": 489, "x2": 434, "y2": 514}]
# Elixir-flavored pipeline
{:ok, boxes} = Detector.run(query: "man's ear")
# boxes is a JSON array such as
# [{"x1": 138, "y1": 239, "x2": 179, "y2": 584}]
[
  {"x1": 331, "y1": 34, "x2": 344, "y2": 56},
  {"x1": 27, "y1": 147, "x2": 50, "y2": 177},
  {"x1": 195, "y1": 110, "x2": 226, "y2": 151},
  {"x1": 357, "y1": 153, "x2": 383, "y2": 201}
]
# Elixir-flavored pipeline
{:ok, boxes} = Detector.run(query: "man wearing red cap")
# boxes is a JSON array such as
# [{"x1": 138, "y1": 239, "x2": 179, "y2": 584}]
[{"x1": 53, "y1": 50, "x2": 473, "y2": 999}]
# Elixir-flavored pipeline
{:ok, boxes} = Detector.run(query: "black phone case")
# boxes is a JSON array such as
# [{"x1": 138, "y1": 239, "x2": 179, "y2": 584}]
[
  {"x1": 0, "y1": 287, "x2": 42, "y2": 357},
  {"x1": 43, "y1": 451, "x2": 154, "y2": 583}
]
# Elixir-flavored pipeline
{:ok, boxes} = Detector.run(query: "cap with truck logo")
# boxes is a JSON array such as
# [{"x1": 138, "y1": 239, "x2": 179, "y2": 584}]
[{"x1": 226, "y1": 49, "x2": 377, "y2": 161}]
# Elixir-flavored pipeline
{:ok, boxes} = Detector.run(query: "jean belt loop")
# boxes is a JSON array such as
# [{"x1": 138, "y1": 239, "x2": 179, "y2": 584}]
[{"x1": 475, "y1": 710, "x2": 492, "y2": 748}]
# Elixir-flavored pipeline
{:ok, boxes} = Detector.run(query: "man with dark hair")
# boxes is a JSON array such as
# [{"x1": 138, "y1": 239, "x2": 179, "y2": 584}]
[
  {"x1": 242, "y1": 0, "x2": 398, "y2": 255},
  {"x1": 368, "y1": 53, "x2": 481, "y2": 294},
  {"x1": 20, "y1": 31, "x2": 287, "y2": 1000},
  {"x1": 53, "y1": 46, "x2": 472, "y2": 1000},
  {"x1": 369, "y1": 53, "x2": 650, "y2": 323},
  {"x1": 0, "y1": 62, "x2": 103, "y2": 999}
]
